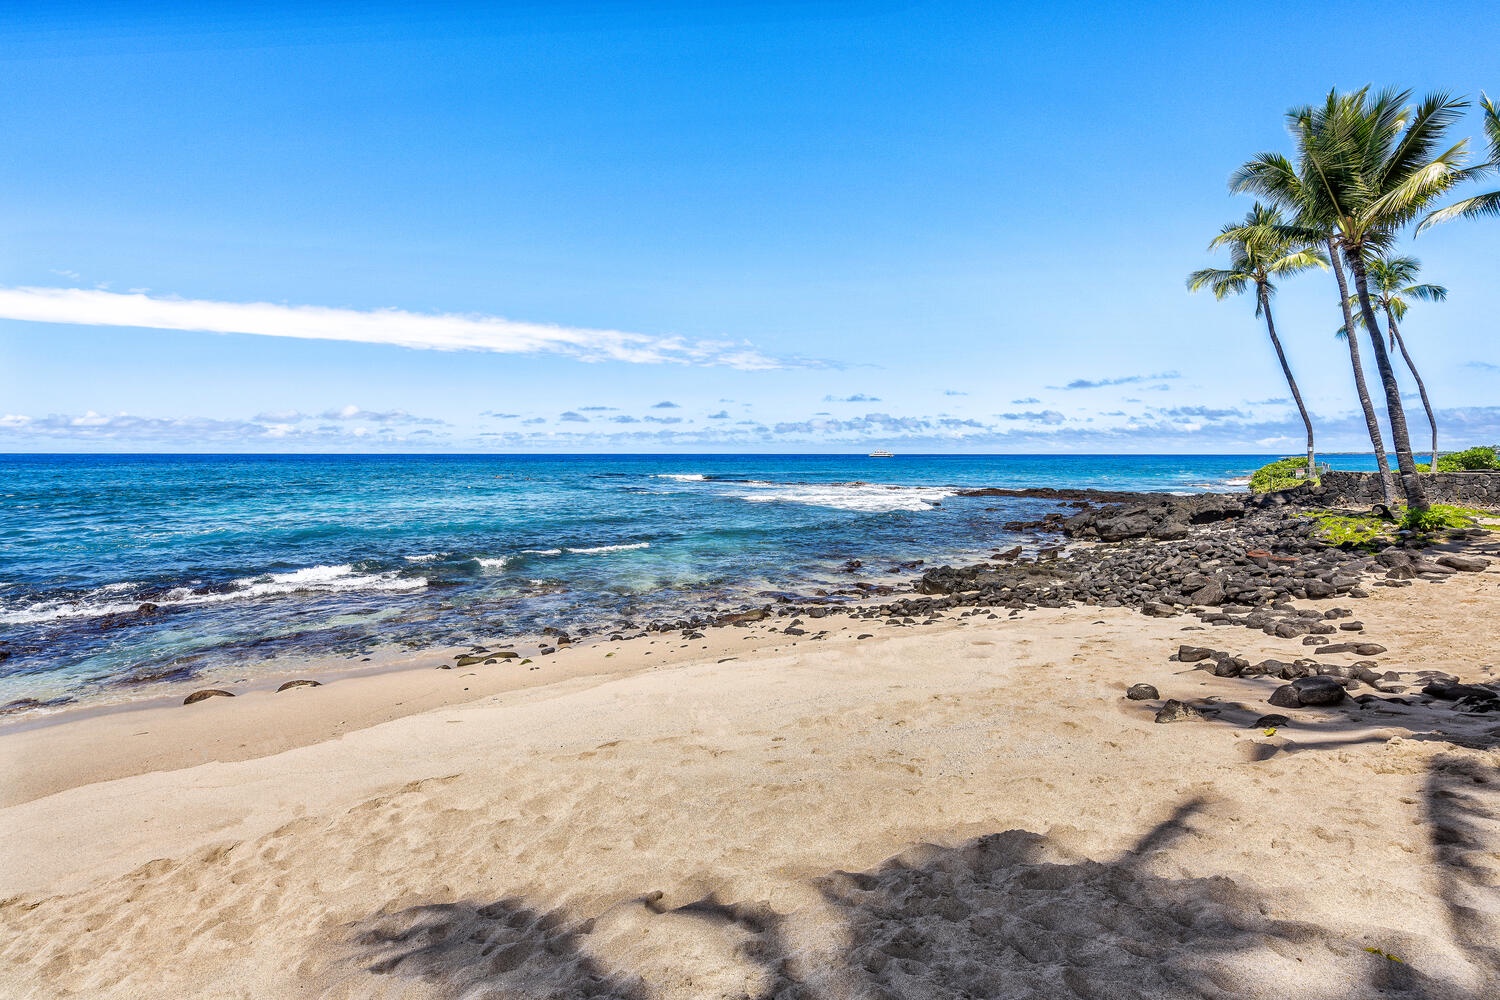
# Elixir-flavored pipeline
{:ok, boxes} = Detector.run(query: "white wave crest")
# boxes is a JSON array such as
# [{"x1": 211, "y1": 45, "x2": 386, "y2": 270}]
[
  {"x1": 652, "y1": 473, "x2": 706, "y2": 481},
  {"x1": 404, "y1": 553, "x2": 442, "y2": 563},
  {"x1": 565, "y1": 542, "x2": 651, "y2": 554},
  {"x1": 476, "y1": 557, "x2": 510, "y2": 569},
  {"x1": 0, "y1": 564, "x2": 426, "y2": 625},
  {"x1": 735, "y1": 482, "x2": 951, "y2": 513},
  {"x1": 521, "y1": 548, "x2": 563, "y2": 556}
]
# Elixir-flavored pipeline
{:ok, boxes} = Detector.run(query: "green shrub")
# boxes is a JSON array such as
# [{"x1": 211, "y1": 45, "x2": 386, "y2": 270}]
[
  {"x1": 1433, "y1": 445, "x2": 1500, "y2": 472},
  {"x1": 1249, "y1": 456, "x2": 1312, "y2": 494},
  {"x1": 1399, "y1": 504, "x2": 1481, "y2": 532}
]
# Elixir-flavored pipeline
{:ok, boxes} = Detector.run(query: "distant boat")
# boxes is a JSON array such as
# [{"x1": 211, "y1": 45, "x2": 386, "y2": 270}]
[{"x1": 868, "y1": 449, "x2": 894, "y2": 458}]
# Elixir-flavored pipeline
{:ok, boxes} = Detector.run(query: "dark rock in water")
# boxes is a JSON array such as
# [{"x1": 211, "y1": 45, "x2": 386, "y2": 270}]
[
  {"x1": 1126, "y1": 683, "x2": 1159, "y2": 701},
  {"x1": 1254, "y1": 714, "x2": 1291, "y2": 728},
  {"x1": 277, "y1": 679, "x2": 321, "y2": 692},
  {"x1": 1436, "y1": 554, "x2": 1490, "y2": 572},
  {"x1": 183, "y1": 689, "x2": 234, "y2": 705},
  {"x1": 1177, "y1": 645, "x2": 1214, "y2": 663},
  {"x1": 138, "y1": 602, "x2": 160, "y2": 614},
  {"x1": 1154, "y1": 699, "x2": 1202, "y2": 723},
  {"x1": 1267, "y1": 684, "x2": 1302, "y2": 708},
  {"x1": 1292, "y1": 675, "x2": 1348, "y2": 706},
  {"x1": 990, "y1": 545, "x2": 1022, "y2": 561}
]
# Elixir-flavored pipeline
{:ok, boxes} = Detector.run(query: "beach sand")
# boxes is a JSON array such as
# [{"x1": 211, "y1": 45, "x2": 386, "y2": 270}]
[{"x1": 2, "y1": 564, "x2": 1498, "y2": 998}]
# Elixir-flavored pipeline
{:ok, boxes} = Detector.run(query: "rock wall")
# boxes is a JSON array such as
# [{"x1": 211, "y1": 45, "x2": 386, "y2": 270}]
[{"x1": 1313, "y1": 470, "x2": 1500, "y2": 508}]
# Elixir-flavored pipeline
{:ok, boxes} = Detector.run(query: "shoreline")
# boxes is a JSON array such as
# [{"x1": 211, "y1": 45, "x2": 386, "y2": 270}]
[{"x1": 4, "y1": 490, "x2": 1499, "y2": 996}]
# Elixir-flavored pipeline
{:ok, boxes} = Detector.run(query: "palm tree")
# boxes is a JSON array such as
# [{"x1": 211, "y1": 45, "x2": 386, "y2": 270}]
[
  {"x1": 1342, "y1": 256, "x2": 1446, "y2": 472},
  {"x1": 1189, "y1": 203, "x2": 1327, "y2": 478},
  {"x1": 1420, "y1": 92, "x2": 1500, "y2": 229},
  {"x1": 1234, "y1": 87, "x2": 1472, "y2": 512},
  {"x1": 1225, "y1": 161, "x2": 1394, "y2": 503}
]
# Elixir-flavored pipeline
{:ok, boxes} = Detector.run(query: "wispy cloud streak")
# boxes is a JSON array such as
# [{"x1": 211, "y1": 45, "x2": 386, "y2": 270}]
[{"x1": 0, "y1": 286, "x2": 792, "y2": 369}]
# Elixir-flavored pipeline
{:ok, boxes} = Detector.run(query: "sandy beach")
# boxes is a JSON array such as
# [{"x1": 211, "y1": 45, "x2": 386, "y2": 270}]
[{"x1": 3, "y1": 534, "x2": 1498, "y2": 999}]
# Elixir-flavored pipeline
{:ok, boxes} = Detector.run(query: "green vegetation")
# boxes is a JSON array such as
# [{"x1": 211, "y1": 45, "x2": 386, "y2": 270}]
[
  {"x1": 1303, "y1": 503, "x2": 1494, "y2": 550},
  {"x1": 1399, "y1": 503, "x2": 1486, "y2": 532},
  {"x1": 1305, "y1": 511, "x2": 1388, "y2": 550},
  {"x1": 1435, "y1": 445, "x2": 1500, "y2": 472},
  {"x1": 1249, "y1": 456, "x2": 1313, "y2": 493}
]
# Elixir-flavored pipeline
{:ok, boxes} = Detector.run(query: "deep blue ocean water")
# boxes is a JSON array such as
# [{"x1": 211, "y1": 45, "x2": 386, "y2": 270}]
[{"x1": 0, "y1": 453, "x2": 1379, "y2": 712}]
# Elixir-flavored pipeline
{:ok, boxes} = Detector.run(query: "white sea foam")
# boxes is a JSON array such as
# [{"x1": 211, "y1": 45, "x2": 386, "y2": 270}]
[
  {"x1": 565, "y1": 542, "x2": 651, "y2": 554},
  {"x1": 0, "y1": 564, "x2": 426, "y2": 625},
  {"x1": 476, "y1": 557, "x2": 511, "y2": 569},
  {"x1": 652, "y1": 473, "x2": 706, "y2": 481},
  {"x1": 521, "y1": 548, "x2": 563, "y2": 556},
  {"x1": 734, "y1": 482, "x2": 951, "y2": 513},
  {"x1": 1223, "y1": 476, "x2": 1252, "y2": 488},
  {"x1": 404, "y1": 553, "x2": 442, "y2": 563}
]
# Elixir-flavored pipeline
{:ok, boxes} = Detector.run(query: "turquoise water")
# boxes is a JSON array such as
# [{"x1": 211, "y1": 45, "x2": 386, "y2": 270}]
[{"x1": 0, "y1": 453, "x2": 1375, "y2": 710}]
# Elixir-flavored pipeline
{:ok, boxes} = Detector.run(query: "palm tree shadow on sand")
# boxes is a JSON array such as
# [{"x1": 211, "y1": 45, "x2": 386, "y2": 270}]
[{"x1": 332, "y1": 790, "x2": 1496, "y2": 999}]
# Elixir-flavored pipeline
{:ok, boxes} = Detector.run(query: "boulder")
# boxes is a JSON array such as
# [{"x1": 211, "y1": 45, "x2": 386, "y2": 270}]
[
  {"x1": 1436, "y1": 554, "x2": 1490, "y2": 572},
  {"x1": 276, "y1": 679, "x2": 321, "y2": 692},
  {"x1": 1126, "y1": 683, "x2": 1159, "y2": 701},
  {"x1": 1292, "y1": 675, "x2": 1348, "y2": 706},
  {"x1": 183, "y1": 689, "x2": 234, "y2": 705},
  {"x1": 1154, "y1": 699, "x2": 1202, "y2": 723},
  {"x1": 1177, "y1": 645, "x2": 1215, "y2": 663}
]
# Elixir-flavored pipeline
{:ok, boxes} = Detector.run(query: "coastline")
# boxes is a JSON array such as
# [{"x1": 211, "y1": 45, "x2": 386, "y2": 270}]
[{"x1": 3, "y1": 491, "x2": 1499, "y2": 997}]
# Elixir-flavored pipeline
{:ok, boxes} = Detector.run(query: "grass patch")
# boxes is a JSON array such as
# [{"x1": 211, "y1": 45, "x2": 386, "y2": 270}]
[
  {"x1": 1304, "y1": 511, "x2": 1390, "y2": 551},
  {"x1": 1302, "y1": 503, "x2": 1492, "y2": 550}
]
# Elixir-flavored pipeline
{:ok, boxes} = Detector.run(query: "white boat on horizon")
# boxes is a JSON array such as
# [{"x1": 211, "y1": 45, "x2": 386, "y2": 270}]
[{"x1": 868, "y1": 449, "x2": 894, "y2": 458}]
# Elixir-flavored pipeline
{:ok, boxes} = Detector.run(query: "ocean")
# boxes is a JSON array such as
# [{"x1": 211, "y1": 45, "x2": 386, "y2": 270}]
[{"x1": 0, "y1": 453, "x2": 1377, "y2": 713}]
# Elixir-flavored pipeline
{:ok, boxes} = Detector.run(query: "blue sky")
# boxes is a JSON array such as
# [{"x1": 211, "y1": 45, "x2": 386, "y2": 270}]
[{"x1": 1, "y1": 0, "x2": 1496, "y2": 453}]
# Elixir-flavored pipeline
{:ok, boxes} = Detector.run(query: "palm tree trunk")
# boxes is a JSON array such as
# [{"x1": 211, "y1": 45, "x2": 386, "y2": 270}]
[
  {"x1": 1385, "y1": 305, "x2": 1438, "y2": 473},
  {"x1": 1259, "y1": 285, "x2": 1316, "y2": 480},
  {"x1": 1347, "y1": 248, "x2": 1428, "y2": 511},
  {"x1": 1328, "y1": 240, "x2": 1394, "y2": 503}
]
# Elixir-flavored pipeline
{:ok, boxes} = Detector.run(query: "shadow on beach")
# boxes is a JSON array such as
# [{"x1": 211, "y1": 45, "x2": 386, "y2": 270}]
[{"x1": 335, "y1": 791, "x2": 1496, "y2": 999}]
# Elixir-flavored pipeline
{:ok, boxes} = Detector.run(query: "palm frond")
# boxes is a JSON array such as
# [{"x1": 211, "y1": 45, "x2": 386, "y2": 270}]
[
  {"x1": 1405, "y1": 283, "x2": 1447, "y2": 302},
  {"x1": 1418, "y1": 188, "x2": 1500, "y2": 229},
  {"x1": 1186, "y1": 267, "x2": 1250, "y2": 300}
]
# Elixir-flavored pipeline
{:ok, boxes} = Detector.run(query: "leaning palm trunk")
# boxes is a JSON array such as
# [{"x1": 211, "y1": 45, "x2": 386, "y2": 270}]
[
  {"x1": 1347, "y1": 250, "x2": 1429, "y2": 511},
  {"x1": 1385, "y1": 307, "x2": 1438, "y2": 473},
  {"x1": 1328, "y1": 241, "x2": 1394, "y2": 503},
  {"x1": 1258, "y1": 286, "x2": 1316, "y2": 478}
]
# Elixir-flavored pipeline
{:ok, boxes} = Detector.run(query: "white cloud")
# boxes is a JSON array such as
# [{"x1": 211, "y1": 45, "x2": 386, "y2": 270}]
[{"x1": 0, "y1": 286, "x2": 791, "y2": 370}]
